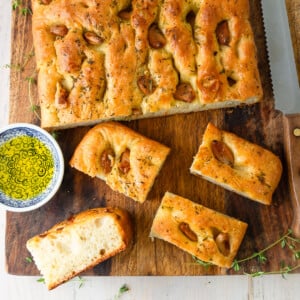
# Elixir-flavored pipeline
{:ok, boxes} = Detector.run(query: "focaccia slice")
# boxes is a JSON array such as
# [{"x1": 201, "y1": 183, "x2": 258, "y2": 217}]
[
  {"x1": 31, "y1": 0, "x2": 262, "y2": 129},
  {"x1": 150, "y1": 192, "x2": 248, "y2": 268},
  {"x1": 190, "y1": 123, "x2": 282, "y2": 205},
  {"x1": 26, "y1": 207, "x2": 133, "y2": 290},
  {"x1": 70, "y1": 122, "x2": 170, "y2": 203}
]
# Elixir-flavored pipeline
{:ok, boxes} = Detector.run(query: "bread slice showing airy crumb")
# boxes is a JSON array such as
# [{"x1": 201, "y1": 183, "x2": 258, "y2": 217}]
[
  {"x1": 26, "y1": 207, "x2": 133, "y2": 290},
  {"x1": 150, "y1": 192, "x2": 248, "y2": 268},
  {"x1": 190, "y1": 123, "x2": 282, "y2": 205}
]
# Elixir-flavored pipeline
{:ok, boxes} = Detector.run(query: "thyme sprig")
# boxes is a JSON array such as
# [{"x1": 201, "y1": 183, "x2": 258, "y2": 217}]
[
  {"x1": 2, "y1": 49, "x2": 34, "y2": 72},
  {"x1": 192, "y1": 256, "x2": 213, "y2": 268},
  {"x1": 193, "y1": 229, "x2": 300, "y2": 277},
  {"x1": 3, "y1": 46, "x2": 40, "y2": 120},
  {"x1": 25, "y1": 72, "x2": 40, "y2": 120}
]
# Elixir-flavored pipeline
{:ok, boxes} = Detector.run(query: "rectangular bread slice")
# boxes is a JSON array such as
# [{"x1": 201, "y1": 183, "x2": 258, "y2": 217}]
[
  {"x1": 70, "y1": 122, "x2": 170, "y2": 203},
  {"x1": 150, "y1": 192, "x2": 248, "y2": 268},
  {"x1": 190, "y1": 123, "x2": 283, "y2": 205},
  {"x1": 26, "y1": 207, "x2": 133, "y2": 290},
  {"x1": 31, "y1": 0, "x2": 262, "y2": 129}
]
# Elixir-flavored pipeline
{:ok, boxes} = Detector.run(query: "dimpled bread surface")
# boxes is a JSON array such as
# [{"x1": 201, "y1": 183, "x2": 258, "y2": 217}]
[
  {"x1": 31, "y1": 0, "x2": 262, "y2": 129},
  {"x1": 190, "y1": 123, "x2": 283, "y2": 205}
]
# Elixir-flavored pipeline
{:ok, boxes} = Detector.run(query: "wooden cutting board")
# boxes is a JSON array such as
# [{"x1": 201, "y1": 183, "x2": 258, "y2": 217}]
[{"x1": 5, "y1": 0, "x2": 300, "y2": 276}]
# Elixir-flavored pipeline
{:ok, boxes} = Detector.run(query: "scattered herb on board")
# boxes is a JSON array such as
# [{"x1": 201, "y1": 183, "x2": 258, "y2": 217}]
[
  {"x1": 37, "y1": 277, "x2": 45, "y2": 284},
  {"x1": 12, "y1": 0, "x2": 21, "y2": 10},
  {"x1": 114, "y1": 284, "x2": 130, "y2": 299},
  {"x1": 12, "y1": 1, "x2": 32, "y2": 16},
  {"x1": 193, "y1": 229, "x2": 300, "y2": 277},
  {"x1": 25, "y1": 256, "x2": 33, "y2": 263},
  {"x1": 74, "y1": 276, "x2": 85, "y2": 289},
  {"x1": 51, "y1": 131, "x2": 60, "y2": 140},
  {"x1": 36, "y1": 276, "x2": 86, "y2": 288}
]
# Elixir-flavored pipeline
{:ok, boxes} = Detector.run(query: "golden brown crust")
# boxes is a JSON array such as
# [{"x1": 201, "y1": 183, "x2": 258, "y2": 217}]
[
  {"x1": 69, "y1": 122, "x2": 170, "y2": 203},
  {"x1": 196, "y1": 0, "x2": 262, "y2": 103},
  {"x1": 31, "y1": 0, "x2": 262, "y2": 129},
  {"x1": 45, "y1": 207, "x2": 133, "y2": 250},
  {"x1": 190, "y1": 123, "x2": 283, "y2": 205},
  {"x1": 26, "y1": 207, "x2": 133, "y2": 290},
  {"x1": 150, "y1": 192, "x2": 248, "y2": 268}
]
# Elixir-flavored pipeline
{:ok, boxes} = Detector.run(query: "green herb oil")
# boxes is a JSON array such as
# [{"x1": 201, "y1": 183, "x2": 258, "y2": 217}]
[{"x1": 0, "y1": 135, "x2": 54, "y2": 200}]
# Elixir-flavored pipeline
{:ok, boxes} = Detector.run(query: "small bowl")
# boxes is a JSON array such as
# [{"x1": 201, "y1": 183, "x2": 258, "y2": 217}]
[{"x1": 0, "y1": 123, "x2": 64, "y2": 212}]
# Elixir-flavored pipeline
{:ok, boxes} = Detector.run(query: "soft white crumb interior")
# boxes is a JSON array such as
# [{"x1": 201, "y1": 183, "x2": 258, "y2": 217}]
[{"x1": 28, "y1": 216, "x2": 122, "y2": 287}]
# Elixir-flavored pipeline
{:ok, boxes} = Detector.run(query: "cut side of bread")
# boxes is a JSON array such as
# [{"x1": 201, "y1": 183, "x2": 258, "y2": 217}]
[
  {"x1": 150, "y1": 192, "x2": 248, "y2": 268},
  {"x1": 31, "y1": 0, "x2": 262, "y2": 130},
  {"x1": 70, "y1": 122, "x2": 170, "y2": 203},
  {"x1": 190, "y1": 123, "x2": 283, "y2": 205},
  {"x1": 26, "y1": 207, "x2": 133, "y2": 290}
]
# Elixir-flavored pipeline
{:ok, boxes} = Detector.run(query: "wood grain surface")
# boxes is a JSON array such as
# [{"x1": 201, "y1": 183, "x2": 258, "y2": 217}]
[
  {"x1": 5, "y1": 0, "x2": 300, "y2": 276},
  {"x1": 283, "y1": 114, "x2": 300, "y2": 238}
]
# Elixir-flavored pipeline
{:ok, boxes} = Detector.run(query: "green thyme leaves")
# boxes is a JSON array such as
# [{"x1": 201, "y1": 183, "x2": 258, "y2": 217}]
[{"x1": 193, "y1": 229, "x2": 300, "y2": 277}]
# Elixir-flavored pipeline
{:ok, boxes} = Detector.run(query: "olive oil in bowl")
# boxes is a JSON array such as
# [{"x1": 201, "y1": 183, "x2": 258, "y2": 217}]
[{"x1": 0, "y1": 123, "x2": 64, "y2": 212}]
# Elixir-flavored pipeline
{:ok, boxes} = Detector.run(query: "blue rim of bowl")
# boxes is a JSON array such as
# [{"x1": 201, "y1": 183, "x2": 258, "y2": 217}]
[{"x1": 0, "y1": 123, "x2": 64, "y2": 212}]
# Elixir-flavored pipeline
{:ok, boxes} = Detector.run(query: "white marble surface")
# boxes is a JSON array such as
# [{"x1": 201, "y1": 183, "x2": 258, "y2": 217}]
[{"x1": 1, "y1": 1, "x2": 300, "y2": 299}]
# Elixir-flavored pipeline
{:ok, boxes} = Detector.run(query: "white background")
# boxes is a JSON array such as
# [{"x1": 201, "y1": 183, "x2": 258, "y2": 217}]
[{"x1": 0, "y1": 1, "x2": 300, "y2": 299}]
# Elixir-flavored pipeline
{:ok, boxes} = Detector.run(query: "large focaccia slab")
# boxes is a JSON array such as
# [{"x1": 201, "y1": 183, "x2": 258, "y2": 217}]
[{"x1": 32, "y1": 0, "x2": 262, "y2": 129}]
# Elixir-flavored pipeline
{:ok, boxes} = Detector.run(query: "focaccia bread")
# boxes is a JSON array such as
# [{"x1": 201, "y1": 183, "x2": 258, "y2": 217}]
[
  {"x1": 31, "y1": 0, "x2": 262, "y2": 129},
  {"x1": 26, "y1": 207, "x2": 133, "y2": 290},
  {"x1": 150, "y1": 192, "x2": 248, "y2": 268},
  {"x1": 190, "y1": 123, "x2": 283, "y2": 205},
  {"x1": 70, "y1": 122, "x2": 170, "y2": 203}
]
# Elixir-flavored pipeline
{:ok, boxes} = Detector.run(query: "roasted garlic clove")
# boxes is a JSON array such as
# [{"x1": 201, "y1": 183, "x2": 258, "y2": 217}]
[
  {"x1": 148, "y1": 24, "x2": 166, "y2": 49},
  {"x1": 118, "y1": 9, "x2": 132, "y2": 21},
  {"x1": 50, "y1": 25, "x2": 68, "y2": 37},
  {"x1": 215, "y1": 232, "x2": 230, "y2": 256},
  {"x1": 179, "y1": 222, "x2": 198, "y2": 242},
  {"x1": 211, "y1": 140, "x2": 234, "y2": 167},
  {"x1": 200, "y1": 75, "x2": 220, "y2": 93},
  {"x1": 84, "y1": 31, "x2": 104, "y2": 45},
  {"x1": 216, "y1": 20, "x2": 230, "y2": 46},
  {"x1": 118, "y1": 148, "x2": 131, "y2": 174},
  {"x1": 55, "y1": 82, "x2": 69, "y2": 108},
  {"x1": 137, "y1": 75, "x2": 155, "y2": 95},
  {"x1": 100, "y1": 148, "x2": 115, "y2": 174},
  {"x1": 174, "y1": 82, "x2": 196, "y2": 102}
]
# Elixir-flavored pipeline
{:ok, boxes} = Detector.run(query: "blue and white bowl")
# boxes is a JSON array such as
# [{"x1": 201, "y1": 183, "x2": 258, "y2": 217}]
[{"x1": 0, "y1": 123, "x2": 64, "y2": 212}]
